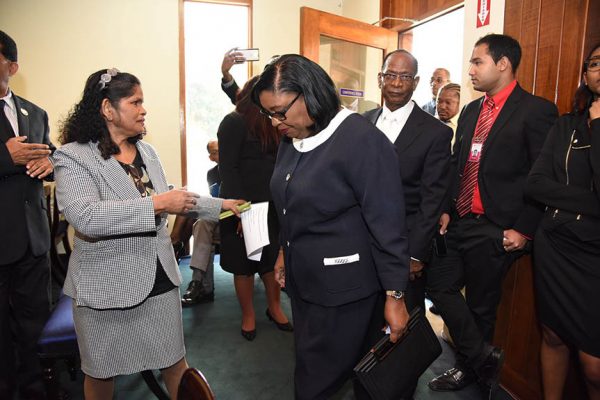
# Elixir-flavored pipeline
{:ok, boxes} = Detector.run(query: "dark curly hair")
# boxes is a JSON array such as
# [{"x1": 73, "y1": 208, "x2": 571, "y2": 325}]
[
  {"x1": 59, "y1": 69, "x2": 142, "y2": 159},
  {"x1": 573, "y1": 42, "x2": 600, "y2": 115}
]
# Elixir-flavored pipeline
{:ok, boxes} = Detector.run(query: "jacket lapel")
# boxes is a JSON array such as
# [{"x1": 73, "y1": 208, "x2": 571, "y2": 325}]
[
  {"x1": 91, "y1": 142, "x2": 141, "y2": 200},
  {"x1": 137, "y1": 142, "x2": 168, "y2": 194},
  {"x1": 365, "y1": 107, "x2": 382, "y2": 125},
  {"x1": 457, "y1": 98, "x2": 484, "y2": 169},
  {"x1": 483, "y1": 84, "x2": 525, "y2": 151},
  {"x1": 12, "y1": 96, "x2": 30, "y2": 142},
  {"x1": 394, "y1": 106, "x2": 423, "y2": 153}
]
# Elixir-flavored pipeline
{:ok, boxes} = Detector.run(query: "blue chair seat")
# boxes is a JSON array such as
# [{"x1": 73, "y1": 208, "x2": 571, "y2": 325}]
[{"x1": 38, "y1": 294, "x2": 77, "y2": 357}]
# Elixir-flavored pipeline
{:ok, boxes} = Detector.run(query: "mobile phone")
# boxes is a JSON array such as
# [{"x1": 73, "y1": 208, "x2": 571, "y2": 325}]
[
  {"x1": 433, "y1": 233, "x2": 447, "y2": 256},
  {"x1": 235, "y1": 48, "x2": 259, "y2": 62}
]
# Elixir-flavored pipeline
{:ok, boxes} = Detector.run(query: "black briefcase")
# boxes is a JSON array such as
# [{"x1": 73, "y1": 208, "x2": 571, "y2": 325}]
[{"x1": 353, "y1": 306, "x2": 442, "y2": 400}]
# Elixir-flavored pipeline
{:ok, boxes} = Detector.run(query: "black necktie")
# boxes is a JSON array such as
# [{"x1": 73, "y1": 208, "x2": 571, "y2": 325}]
[{"x1": 0, "y1": 99, "x2": 16, "y2": 143}]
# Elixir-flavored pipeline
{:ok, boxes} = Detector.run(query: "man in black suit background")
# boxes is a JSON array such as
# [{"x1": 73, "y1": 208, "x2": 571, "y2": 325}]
[
  {"x1": 0, "y1": 30, "x2": 55, "y2": 399},
  {"x1": 427, "y1": 34, "x2": 558, "y2": 395},
  {"x1": 363, "y1": 50, "x2": 452, "y2": 398},
  {"x1": 364, "y1": 50, "x2": 453, "y2": 312}
]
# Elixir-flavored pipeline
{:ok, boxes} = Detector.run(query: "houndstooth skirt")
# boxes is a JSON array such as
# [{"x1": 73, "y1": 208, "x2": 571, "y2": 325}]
[{"x1": 72, "y1": 288, "x2": 185, "y2": 379}]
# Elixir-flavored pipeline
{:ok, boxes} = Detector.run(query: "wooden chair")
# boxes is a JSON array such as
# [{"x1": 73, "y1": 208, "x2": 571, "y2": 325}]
[
  {"x1": 45, "y1": 185, "x2": 71, "y2": 287},
  {"x1": 177, "y1": 368, "x2": 216, "y2": 400}
]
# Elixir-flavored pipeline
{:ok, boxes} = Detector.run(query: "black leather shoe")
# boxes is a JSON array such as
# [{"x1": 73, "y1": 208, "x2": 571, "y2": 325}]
[
  {"x1": 428, "y1": 367, "x2": 475, "y2": 391},
  {"x1": 475, "y1": 347, "x2": 505, "y2": 393},
  {"x1": 181, "y1": 281, "x2": 214, "y2": 306},
  {"x1": 266, "y1": 309, "x2": 293, "y2": 332},
  {"x1": 241, "y1": 329, "x2": 256, "y2": 341}
]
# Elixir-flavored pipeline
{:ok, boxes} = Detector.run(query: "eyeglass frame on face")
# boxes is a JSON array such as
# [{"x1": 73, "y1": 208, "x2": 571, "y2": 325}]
[
  {"x1": 260, "y1": 92, "x2": 302, "y2": 121},
  {"x1": 381, "y1": 72, "x2": 415, "y2": 84},
  {"x1": 585, "y1": 57, "x2": 600, "y2": 72}
]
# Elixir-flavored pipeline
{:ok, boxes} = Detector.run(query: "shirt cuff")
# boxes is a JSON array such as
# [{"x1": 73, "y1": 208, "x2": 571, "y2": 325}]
[{"x1": 221, "y1": 79, "x2": 235, "y2": 89}]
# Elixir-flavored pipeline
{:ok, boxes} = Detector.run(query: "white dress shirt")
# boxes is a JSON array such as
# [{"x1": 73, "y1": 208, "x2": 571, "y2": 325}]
[
  {"x1": 375, "y1": 101, "x2": 415, "y2": 143},
  {"x1": 1, "y1": 90, "x2": 19, "y2": 136}
]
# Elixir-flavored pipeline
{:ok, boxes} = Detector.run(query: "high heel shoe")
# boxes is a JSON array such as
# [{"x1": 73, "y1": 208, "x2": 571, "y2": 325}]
[
  {"x1": 241, "y1": 328, "x2": 256, "y2": 341},
  {"x1": 266, "y1": 309, "x2": 294, "y2": 332}
]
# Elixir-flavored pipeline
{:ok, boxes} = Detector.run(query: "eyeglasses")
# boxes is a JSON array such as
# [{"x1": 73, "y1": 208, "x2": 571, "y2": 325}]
[
  {"x1": 430, "y1": 77, "x2": 448, "y2": 85},
  {"x1": 260, "y1": 93, "x2": 301, "y2": 121},
  {"x1": 586, "y1": 58, "x2": 600, "y2": 72},
  {"x1": 381, "y1": 73, "x2": 414, "y2": 83}
]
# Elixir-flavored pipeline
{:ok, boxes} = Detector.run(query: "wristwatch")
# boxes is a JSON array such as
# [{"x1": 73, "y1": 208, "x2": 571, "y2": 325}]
[{"x1": 385, "y1": 290, "x2": 405, "y2": 300}]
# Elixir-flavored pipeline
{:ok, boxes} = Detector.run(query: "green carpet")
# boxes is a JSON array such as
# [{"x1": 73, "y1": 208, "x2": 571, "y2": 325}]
[{"x1": 56, "y1": 255, "x2": 512, "y2": 399}]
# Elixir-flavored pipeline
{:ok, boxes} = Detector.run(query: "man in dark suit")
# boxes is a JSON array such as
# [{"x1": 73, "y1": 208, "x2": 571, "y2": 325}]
[
  {"x1": 0, "y1": 30, "x2": 55, "y2": 399},
  {"x1": 363, "y1": 49, "x2": 452, "y2": 398},
  {"x1": 364, "y1": 50, "x2": 452, "y2": 312},
  {"x1": 427, "y1": 34, "x2": 558, "y2": 394}
]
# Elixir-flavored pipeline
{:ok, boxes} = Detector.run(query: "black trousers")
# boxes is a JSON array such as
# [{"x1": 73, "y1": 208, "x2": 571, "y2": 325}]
[
  {"x1": 0, "y1": 250, "x2": 50, "y2": 399},
  {"x1": 426, "y1": 214, "x2": 523, "y2": 367}
]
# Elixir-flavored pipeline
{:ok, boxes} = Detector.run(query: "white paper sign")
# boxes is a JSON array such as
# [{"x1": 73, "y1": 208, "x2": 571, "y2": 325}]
[{"x1": 241, "y1": 202, "x2": 270, "y2": 261}]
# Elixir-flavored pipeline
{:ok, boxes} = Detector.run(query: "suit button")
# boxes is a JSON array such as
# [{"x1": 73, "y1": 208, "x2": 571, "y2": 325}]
[
  {"x1": 286, "y1": 173, "x2": 291, "y2": 181},
  {"x1": 283, "y1": 208, "x2": 286, "y2": 215},
  {"x1": 286, "y1": 241, "x2": 290, "y2": 247}
]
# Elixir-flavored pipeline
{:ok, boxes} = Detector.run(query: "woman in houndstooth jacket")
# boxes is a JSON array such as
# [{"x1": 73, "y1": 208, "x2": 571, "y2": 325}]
[{"x1": 53, "y1": 69, "x2": 244, "y2": 399}]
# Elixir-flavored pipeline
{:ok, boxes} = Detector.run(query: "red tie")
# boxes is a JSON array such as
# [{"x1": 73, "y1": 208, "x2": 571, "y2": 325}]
[{"x1": 455, "y1": 97, "x2": 495, "y2": 217}]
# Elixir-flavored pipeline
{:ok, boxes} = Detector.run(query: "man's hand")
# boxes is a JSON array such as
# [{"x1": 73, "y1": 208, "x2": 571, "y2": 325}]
[
  {"x1": 409, "y1": 259, "x2": 424, "y2": 281},
  {"x1": 502, "y1": 229, "x2": 528, "y2": 252},
  {"x1": 221, "y1": 48, "x2": 244, "y2": 83},
  {"x1": 439, "y1": 213, "x2": 450, "y2": 234},
  {"x1": 26, "y1": 156, "x2": 53, "y2": 179},
  {"x1": 6, "y1": 136, "x2": 51, "y2": 166},
  {"x1": 384, "y1": 296, "x2": 409, "y2": 343}
]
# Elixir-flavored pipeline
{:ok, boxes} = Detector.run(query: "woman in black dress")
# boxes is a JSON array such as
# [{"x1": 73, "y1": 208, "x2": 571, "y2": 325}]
[
  {"x1": 218, "y1": 76, "x2": 291, "y2": 341},
  {"x1": 526, "y1": 43, "x2": 600, "y2": 399}
]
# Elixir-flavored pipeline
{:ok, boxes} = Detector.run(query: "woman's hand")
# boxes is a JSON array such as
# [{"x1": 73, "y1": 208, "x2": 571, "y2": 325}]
[
  {"x1": 152, "y1": 188, "x2": 200, "y2": 215},
  {"x1": 384, "y1": 296, "x2": 409, "y2": 343},
  {"x1": 274, "y1": 249, "x2": 285, "y2": 288},
  {"x1": 221, "y1": 199, "x2": 246, "y2": 217}
]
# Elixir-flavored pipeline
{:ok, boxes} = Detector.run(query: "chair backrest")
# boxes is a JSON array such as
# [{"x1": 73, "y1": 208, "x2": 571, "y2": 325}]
[{"x1": 178, "y1": 368, "x2": 215, "y2": 400}]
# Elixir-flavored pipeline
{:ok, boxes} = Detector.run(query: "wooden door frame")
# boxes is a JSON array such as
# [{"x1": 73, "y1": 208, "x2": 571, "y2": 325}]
[{"x1": 300, "y1": 7, "x2": 398, "y2": 63}]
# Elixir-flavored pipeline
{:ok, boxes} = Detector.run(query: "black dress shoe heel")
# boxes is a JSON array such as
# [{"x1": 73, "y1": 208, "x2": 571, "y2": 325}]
[
  {"x1": 266, "y1": 309, "x2": 293, "y2": 332},
  {"x1": 476, "y1": 347, "x2": 505, "y2": 394},
  {"x1": 241, "y1": 329, "x2": 256, "y2": 341}
]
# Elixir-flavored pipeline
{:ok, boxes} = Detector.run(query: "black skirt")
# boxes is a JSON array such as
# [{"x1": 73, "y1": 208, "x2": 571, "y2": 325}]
[
  {"x1": 534, "y1": 215, "x2": 600, "y2": 357},
  {"x1": 219, "y1": 201, "x2": 280, "y2": 276}
]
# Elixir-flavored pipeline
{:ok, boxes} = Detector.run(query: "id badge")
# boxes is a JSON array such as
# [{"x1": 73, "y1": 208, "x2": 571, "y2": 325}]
[{"x1": 468, "y1": 142, "x2": 483, "y2": 162}]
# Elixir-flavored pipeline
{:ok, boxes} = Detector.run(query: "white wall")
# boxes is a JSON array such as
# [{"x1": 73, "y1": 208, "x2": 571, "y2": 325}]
[
  {"x1": 1, "y1": 0, "x2": 182, "y2": 183},
  {"x1": 1, "y1": 0, "x2": 362, "y2": 187}
]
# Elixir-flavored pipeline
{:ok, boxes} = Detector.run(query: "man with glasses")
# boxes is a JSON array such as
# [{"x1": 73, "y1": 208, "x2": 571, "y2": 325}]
[
  {"x1": 0, "y1": 30, "x2": 54, "y2": 399},
  {"x1": 363, "y1": 49, "x2": 452, "y2": 398},
  {"x1": 423, "y1": 68, "x2": 451, "y2": 116}
]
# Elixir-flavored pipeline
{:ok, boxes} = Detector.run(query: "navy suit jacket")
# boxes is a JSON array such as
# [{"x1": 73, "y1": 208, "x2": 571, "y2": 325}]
[
  {"x1": 363, "y1": 103, "x2": 452, "y2": 261},
  {"x1": 450, "y1": 83, "x2": 558, "y2": 237},
  {"x1": 0, "y1": 94, "x2": 54, "y2": 265},
  {"x1": 271, "y1": 112, "x2": 409, "y2": 307}
]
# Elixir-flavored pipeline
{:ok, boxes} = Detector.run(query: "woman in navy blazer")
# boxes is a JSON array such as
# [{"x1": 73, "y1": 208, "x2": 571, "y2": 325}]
[
  {"x1": 53, "y1": 69, "x2": 243, "y2": 399},
  {"x1": 252, "y1": 55, "x2": 410, "y2": 399}
]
